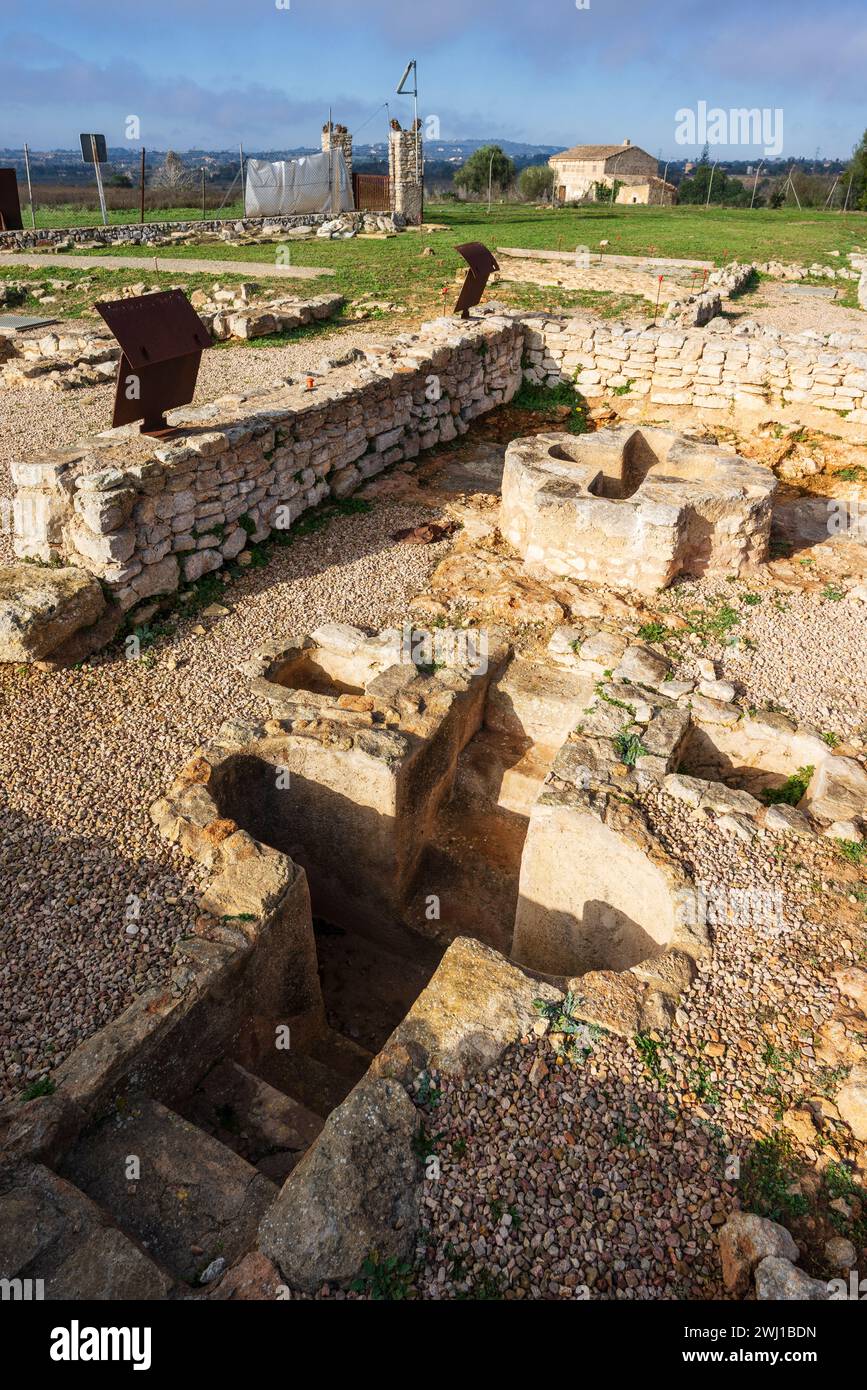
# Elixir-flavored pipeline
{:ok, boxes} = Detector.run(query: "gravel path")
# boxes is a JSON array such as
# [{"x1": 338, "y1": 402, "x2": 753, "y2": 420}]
[
  {"x1": 0, "y1": 492, "x2": 451, "y2": 1099},
  {"x1": 0, "y1": 253, "x2": 331, "y2": 280},
  {"x1": 727, "y1": 281, "x2": 867, "y2": 338}
]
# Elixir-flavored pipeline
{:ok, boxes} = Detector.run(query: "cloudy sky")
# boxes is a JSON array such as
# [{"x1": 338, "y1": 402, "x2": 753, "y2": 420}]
[{"x1": 1, "y1": 0, "x2": 864, "y2": 158}]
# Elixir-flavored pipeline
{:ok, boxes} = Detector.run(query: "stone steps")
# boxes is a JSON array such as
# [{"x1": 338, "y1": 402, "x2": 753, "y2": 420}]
[
  {"x1": 0, "y1": 1161, "x2": 175, "y2": 1300},
  {"x1": 58, "y1": 1095, "x2": 278, "y2": 1285},
  {"x1": 180, "y1": 1059, "x2": 325, "y2": 1187},
  {"x1": 453, "y1": 726, "x2": 556, "y2": 819},
  {"x1": 314, "y1": 926, "x2": 441, "y2": 1054},
  {"x1": 260, "y1": 1043, "x2": 364, "y2": 1121},
  {"x1": 485, "y1": 658, "x2": 595, "y2": 749}
]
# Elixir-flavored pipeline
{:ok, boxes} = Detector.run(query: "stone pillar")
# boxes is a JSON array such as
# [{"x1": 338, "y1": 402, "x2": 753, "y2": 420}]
[
  {"x1": 321, "y1": 122, "x2": 353, "y2": 184},
  {"x1": 388, "y1": 120, "x2": 424, "y2": 224}
]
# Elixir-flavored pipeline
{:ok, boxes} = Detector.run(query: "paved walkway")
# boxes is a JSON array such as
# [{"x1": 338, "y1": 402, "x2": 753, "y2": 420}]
[{"x1": 0, "y1": 252, "x2": 333, "y2": 280}]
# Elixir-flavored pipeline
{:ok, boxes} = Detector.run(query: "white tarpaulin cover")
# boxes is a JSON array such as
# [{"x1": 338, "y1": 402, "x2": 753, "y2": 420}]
[{"x1": 244, "y1": 149, "x2": 354, "y2": 217}]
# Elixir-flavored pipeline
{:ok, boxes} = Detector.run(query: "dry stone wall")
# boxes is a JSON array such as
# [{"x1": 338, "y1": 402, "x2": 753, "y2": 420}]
[
  {"x1": 0, "y1": 210, "x2": 403, "y2": 253},
  {"x1": 12, "y1": 316, "x2": 523, "y2": 611},
  {"x1": 523, "y1": 314, "x2": 867, "y2": 421}
]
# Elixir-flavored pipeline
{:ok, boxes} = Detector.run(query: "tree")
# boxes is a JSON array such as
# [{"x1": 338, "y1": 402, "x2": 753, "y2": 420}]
[
  {"x1": 518, "y1": 164, "x2": 554, "y2": 200},
  {"x1": 454, "y1": 145, "x2": 515, "y2": 196},
  {"x1": 845, "y1": 129, "x2": 867, "y2": 210},
  {"x1": 677, "y1": 164, "x2": 750, "y2": 207},
  {"x1": 150, "y1": 150, "x2": 192, "y2": 191}
]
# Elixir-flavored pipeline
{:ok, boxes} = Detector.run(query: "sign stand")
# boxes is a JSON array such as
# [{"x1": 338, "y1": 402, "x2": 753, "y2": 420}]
[
  {"x1": 95, "y1": 289, "x2": 211, "y2": 436},
  {"x1": 92, "y1": 138, "x2": 108, "y2": 225},
  {"x1": 453, "y1": 242, "x2": 499, "y2": 319}
]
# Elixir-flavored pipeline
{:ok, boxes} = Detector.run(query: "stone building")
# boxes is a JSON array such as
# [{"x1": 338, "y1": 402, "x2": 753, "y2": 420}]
[{"x1": 549, "y1": 138, "x2": 676, "y2": 205}]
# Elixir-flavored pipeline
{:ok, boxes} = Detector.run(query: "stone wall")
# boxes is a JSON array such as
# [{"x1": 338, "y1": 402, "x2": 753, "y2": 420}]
[
  {"x1": 388, "y1": 122, "x2": 424, "y2": 224},
  {"x1": 0, "y1": 210, "x2": 402, "y2": 252},
  {"x1": 12, "y1": 315, "x2": 523, "y2": 612},
  {"x1": 523, "y1": 314, "x2": 867, "y2": 421}
]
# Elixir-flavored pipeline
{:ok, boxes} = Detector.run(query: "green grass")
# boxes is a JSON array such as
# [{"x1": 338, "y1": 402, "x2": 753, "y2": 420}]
[
  {"x1": 836, "y1": 839, "x2": 867, "y2": 866},
  {"x1": 43, "y1": 198, "x2": 865, "y2": 263},
  {"x1": 511, "y1": 379, "x2": 588, "y2": 432},
  {"x1": 10, "y1": 201, "x2": 861, "y2": 331},
  {"x1": 25, "y1": 198, "x2": 247, "y2": 227}
]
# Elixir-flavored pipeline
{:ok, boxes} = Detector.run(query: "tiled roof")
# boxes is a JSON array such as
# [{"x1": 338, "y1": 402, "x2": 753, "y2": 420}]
[{"x1": 550, "y1": 144, "x2": 651, "y2": 163}]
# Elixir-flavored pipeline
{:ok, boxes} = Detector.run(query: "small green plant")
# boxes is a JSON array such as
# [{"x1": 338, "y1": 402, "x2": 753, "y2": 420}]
[
  {"x1": 511, "y1": 379, "x2": 588, "y2": 434},
  {"x1": 22, "y1": 1076, "x2": 56, "y2": 1100},
  {"x1": 760, "y1": 765, "x2": 813, "y2": 807},
  {"x1": 612, "y1": 729, "x2": 649, "y2": 766},
  {"x1": 836, "y1": 839, "x2": 867, "y2": 866},
  {"x1": 683, "y1": 601, "x2": 740, "y2": 645},
  {"x1": 821, "y1": 731, "x2": 840, "y2": 748},
  {"x1": 741, "y1": 1130, "x2": 809, "y2": 1224},
  {"x1": 636, "y1": 621, "x2": 670, "y2": 643},
  {"x1": 532, "y1": 990, "x2": 597, "y2": 1058},
  {"x1": 415, "y1": 1071, "x2": 442, "y2": 1108},
  {"x1": 634, "y1": 1032, "x2": 667, "y2": 1085},
  {"x1": 742, "y1": 592, "x2": 762, "y2": 606},
  {"x1": 822, "y1": 584, "x2": 845, "y2": 602},
  {"x1": 688, "y1": 1061, "x2": 721, "y2": 1106},
  {"x1": 412, "y1": 1120, "x2": 444, "y2": 1160},
  {"x1": 350, "y1": 1252, "x2": 414, "y2": 1300}
]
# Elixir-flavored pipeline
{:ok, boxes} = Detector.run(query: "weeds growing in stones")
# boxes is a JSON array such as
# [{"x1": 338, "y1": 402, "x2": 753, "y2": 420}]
[
  {"x1": 351, "y1": 1252, "x2": 414, "y2": 1301},
  {"x1": 760, "y1": 765, "x2": 814, "y2": 807},
  {"x1": 742, "y1": 1130, "x2": 810, "y2": 1225},
  {"x1": 613, "y1": 730, "x2": 650, "y2": 766}
]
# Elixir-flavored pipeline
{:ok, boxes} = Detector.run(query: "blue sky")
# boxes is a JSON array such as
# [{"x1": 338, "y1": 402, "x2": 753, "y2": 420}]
[{"x1": 1, "y1": 0, "x2": 864, "y2": 159}]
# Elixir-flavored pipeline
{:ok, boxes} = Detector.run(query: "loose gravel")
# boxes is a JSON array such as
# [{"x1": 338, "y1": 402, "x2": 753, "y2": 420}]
[
  {"x1": 0, "y1": 483, "x2": 451, "y2": 1098},
  {"x1": 661, "y1": 577, "x2": 867, "y2": 739}
]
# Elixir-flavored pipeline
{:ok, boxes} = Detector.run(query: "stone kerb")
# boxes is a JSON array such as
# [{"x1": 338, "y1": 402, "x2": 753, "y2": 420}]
[{"x1": 11, "y1": 315, "x2": 524, "y2": 614}]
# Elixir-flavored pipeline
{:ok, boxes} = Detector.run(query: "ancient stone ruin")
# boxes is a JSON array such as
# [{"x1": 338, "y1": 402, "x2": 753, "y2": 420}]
[{"x1": 501, "y1": 425, "x2": 776, "y2": 593}]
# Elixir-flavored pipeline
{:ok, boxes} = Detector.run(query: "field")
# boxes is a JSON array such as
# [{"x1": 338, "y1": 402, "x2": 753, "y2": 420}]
[{"x1": 2, "y1": 202, "x2": 855, "y2": 328}]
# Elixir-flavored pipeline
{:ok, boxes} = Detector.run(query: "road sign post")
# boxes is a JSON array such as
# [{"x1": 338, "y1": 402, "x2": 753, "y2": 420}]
[{"x1": 80, "y1": 133, "x2": 109, "y2": 226}]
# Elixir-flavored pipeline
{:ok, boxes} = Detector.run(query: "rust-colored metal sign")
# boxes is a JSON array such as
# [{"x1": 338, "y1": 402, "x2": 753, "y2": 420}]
[
  {"x1": 0, "y1": 168, "x2": 23, "y2": 231},
  {"x1": 96, "y1": 290, "x2": 211, "y2": 436},
  {"x1": 454, "y1": 242, "x2": 499, "y2": 318}
]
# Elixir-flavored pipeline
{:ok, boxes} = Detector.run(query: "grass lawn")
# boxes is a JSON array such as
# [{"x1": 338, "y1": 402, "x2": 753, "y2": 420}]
[
  {"x1": 26, "y1": 199, "x2": 247, "y2": 228},
  {"x1": 4, "y1": 201, "x2": 864, "y2": 329}
]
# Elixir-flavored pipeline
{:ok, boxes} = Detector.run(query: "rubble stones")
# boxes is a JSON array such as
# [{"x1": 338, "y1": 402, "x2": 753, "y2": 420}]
[
  {"x1": 719, "y1": 1211, "x2": 799, "y2": 1295},
  {"x1": 259, "y1": 1077, "x2": 421, "y2": 1291},
  {"x1": 0, "y1": 564, "x2": 106, "y2": 662}
]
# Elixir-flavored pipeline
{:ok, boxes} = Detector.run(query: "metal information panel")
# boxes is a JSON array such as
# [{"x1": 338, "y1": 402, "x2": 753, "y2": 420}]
[
  {"x1": 79, "y1": 133, "x2": 108, "y2": 164},
  {"x1": 0, "y1": 168, "x2": 23, "y2": 231},
  {"x1": 454, "y1": 242, "x2": 499, "y2": 318},
  {"x1": 95, "y1": 290, "x2": 211, "y2": 436}
]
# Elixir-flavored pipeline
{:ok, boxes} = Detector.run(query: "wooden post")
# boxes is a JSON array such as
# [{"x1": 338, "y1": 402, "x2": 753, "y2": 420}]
[
  {"x1": 201, "y1": 167, "x2": 206, "y2": 220},
  {"x1": 140, "y1": 148, "x2": 146, "y2": 224}
]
